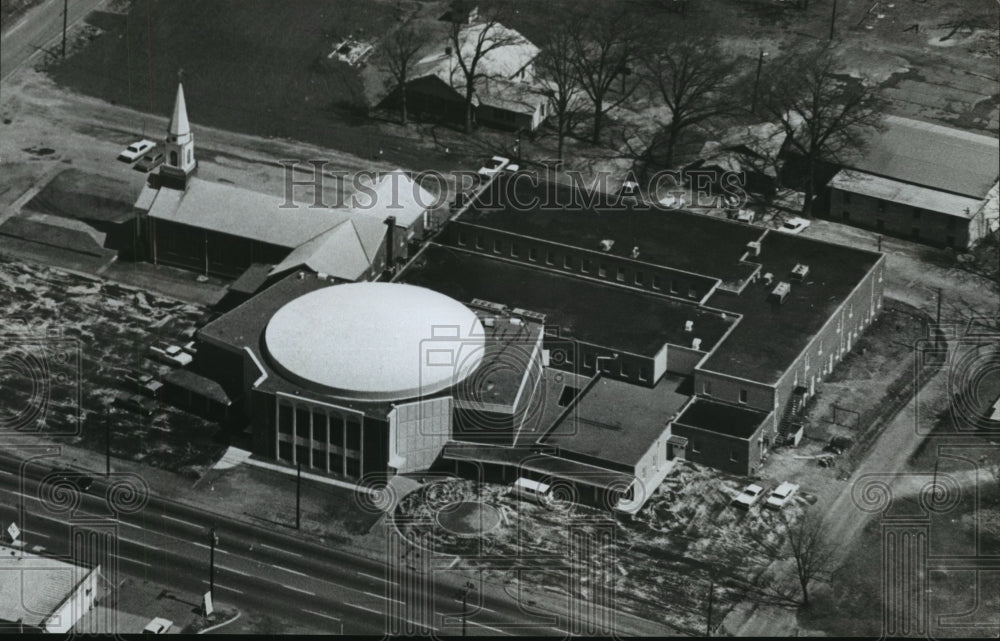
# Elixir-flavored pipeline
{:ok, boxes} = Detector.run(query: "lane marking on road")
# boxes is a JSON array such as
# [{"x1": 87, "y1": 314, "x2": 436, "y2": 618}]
[
  {"x1": 358, "y1": 571, "x2": 393, "y2": 584},
  {"x1": 163, "y1": 514, "x2": 200, "y2": 528},
  {"x1": 201, "y1": 580, "x2": 244, "y2": 595},
  {"x1": 118, "y1": 520, "x2": 143, "y2": 530},
  {"x1": 303, "y1": 609, "x2": 341, "y2": 622},
  {"x1": 125, "y1": 557, "x2": 152, "y2": 568},
  {"x1": 120, "y1": 536, "x2": 159, "y2": 551},
  {"x1": 283, "y1": 584, "x2": 315, "y2": 596},
  {"x1": 344, "y1": 602, "x2": 382, "y2": 616},
  {"x1": 0, "y1": 469, "x2": 13, "y2": 475},
  {"x1": 468, "y1": 620, "x2": 514, "y2": 636},
  {"x1": 217, "y1": 564, "x2": 249, "y2": 576},
  {"x1": 364, "y1": 591, "x2": 403, "y2": 604},
  {"x1": 260, "y1": 542, "x2": 302, "y2": 557},
  {"x1": 272, "y1": 564, "x2": 307, "y2": 577}
]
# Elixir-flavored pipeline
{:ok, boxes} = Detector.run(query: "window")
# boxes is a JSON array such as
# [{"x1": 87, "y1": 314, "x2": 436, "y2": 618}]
[
  {"x1": 670, "y1": 280, "x2": 678, "y2": 294},
  {"x1": 616, "y1": 268, "x2": 626, "y2": 283},
  {"x1": 635, "y1": 271, "x2": 645, "y2": 286},
  {"x1": 584, "y1": 353, "x2": 596, "y2": 370},
  {"x1": 564, "y1": 255, "x2": 573, "y2": 269},
  {"x1": 581, "y1": 258, "x2": 591, "y2": 273},
  {"x1": 739, "y1": 389, "x2": 748, "y2": 404},
  {"x1": 545, "y1": 251, "x2": 555, "y2": 266},
  {"x1": 730, "y1": 450, "x2": 740, "y2": 462},
  {"x1": 638, "y1": 367, "x2": 649, "y2": 382},
  {"x1": 688, "y1": 287, "x2": 697, "y2": 299},
  {"x1": 651, "y1": 275, "x2": 661, "y2": 290},
  {"x1": 511, "y1": 244, "x2": 520, "y2": 257},
  {"x1": 598, "y1": 264, "x2": 608, "y2": 278},
  {"x1": 457, "y1": 232, "x2": 466, "y2": 246},
  {"x1": 475, "y1": 235, "x2": 484, "y2": 249},
  {"x1": 493, "y1": 239, "x2": 502, "y2": 254},
  {"x1": 703, "y1": 380, "x2": 712, "y2": 396},
  {"x1": 691, "y1": 440, "x2": 701, "y2": 454},
  {"x1": 528, "y1": 247, "x2": 538, "y2": 262},
  {"x1": 620, "y1": 361, "x2": 631, "y2": 378}
]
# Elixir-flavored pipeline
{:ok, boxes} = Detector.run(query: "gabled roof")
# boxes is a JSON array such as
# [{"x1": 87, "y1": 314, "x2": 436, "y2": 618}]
[
  {"x1": 477, "y1": 77, "x2": 545, "y2": 114},
  {"x1": 412, "y1": 22, "x2": 538, "y2": 90},
  {"x1": 830, "y1": 170, "x2": 984, "y2": 219},
  {"x1": 147, "y1": 178, "x2": 352, "y2": 249},
  {"x1": 352, "y1": 170, "x2": 433, "y2": 228},
  {"x1": 169, "y1": 83, "x2": 190, "y2": 137},
  {"x1": 269, "y1": 218, "x2": 386, "y2": 280},
  {"x1": 841, "y1": 116, "x2": 999, "y2": 199}
]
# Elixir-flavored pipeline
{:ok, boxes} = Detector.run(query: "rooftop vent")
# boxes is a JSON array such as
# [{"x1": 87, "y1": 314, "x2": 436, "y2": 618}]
[
  {"x1": 763, "y1": 272, "x2": 774, "y2": 286},
  {"x1": 747, "y1": 241, "x2": 761, "y2": 257},
  {"x1": 599, "y1": 239, "x2": 615, "y2": 252},
  {"x1": 692, "y1": 337, "x2": 702, "y2": 350},
  {"x1": 517, "y1": 309, "x2": 547, "y2": 324},
  {"x1": 770, "y1": 281, "x2": 791, "y2": 304},
  {"x1": 684, "y1": 320, "x2": 694, "y2": 332},
  {"x1": 470, "y1": 298, "x2": 508, "y2": 314},
  {"x1": 790, "y1": 263, "x2": 810, "y2": 280}
]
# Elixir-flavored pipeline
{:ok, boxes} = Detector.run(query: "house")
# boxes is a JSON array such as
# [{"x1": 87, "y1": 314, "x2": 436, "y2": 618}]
[
  {"x1": 825, "y1": 116, "x2": 999, "y2": 249},
  {"x1": 404, "y1": 21, "x2": 548, "y2": 131}
]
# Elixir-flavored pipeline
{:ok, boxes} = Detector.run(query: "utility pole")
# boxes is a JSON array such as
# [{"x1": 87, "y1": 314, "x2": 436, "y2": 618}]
[
  {"x1": 829, "y1": 0, "x2": 838, "y2": 41},
  {"x1": 296, "y1": 461, "x2": 302, "y2": 530},
  {"x1": 706, "y1": 579, "x2": 714, "y2": 637},
  {"x1": 208, "y1": 527, "x2": 217, "y2": 601},
  {"x1": 751, "y1": 50, "x2": 766, "y2": 113},
  {"x1": 62, "y1": 0, "x2": 68, "y2": 59}
]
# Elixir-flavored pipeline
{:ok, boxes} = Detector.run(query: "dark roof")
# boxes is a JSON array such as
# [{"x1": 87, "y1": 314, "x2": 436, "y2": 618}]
[
  {"x1": 673, "y1": 398, "x2": 769, "y2": 439},
  {"x1": 164, "y1": 369, "x2": 232, "y2": 406},
  {"x1": 462, "y1": 175, "x2": 764, "y2": 289},
  {"x1": 399, "y1": 244, "x2": 735, "y2": 356},
  {"x1": 840, "y1": 116, "x2": 999, "y2": 199},
  {"x1": 541, "y1": 373, "x2": 690, "y2": 468},
  {"x1": 26, "y1": 169, "x2": 135, "y2": 224},
  {"x1": 701, "y1": 231, "x2": 883, "y2": 383}
]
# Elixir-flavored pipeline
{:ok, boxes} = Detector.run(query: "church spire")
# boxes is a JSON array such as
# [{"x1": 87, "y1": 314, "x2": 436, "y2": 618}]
[
  {"x1": 168, "y1": 81, "x2": 190, "y2": 139},
  {"x1": 160, "y1": 71, "x2": 197, "y2": 188}
]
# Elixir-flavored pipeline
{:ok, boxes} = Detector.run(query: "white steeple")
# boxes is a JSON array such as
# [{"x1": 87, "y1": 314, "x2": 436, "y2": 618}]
[{"x1": 161, "y1": 74, "x2": 196, "y2": 185}]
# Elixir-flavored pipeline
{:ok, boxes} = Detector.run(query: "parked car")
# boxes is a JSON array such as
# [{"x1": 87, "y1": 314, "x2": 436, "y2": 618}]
[
  {"x1": 134, "y1": 148, "x2": 164, "y2": 172},
  {"x1": 124, "y1": 370, "x2": 164, "y2": 399},
  {"x1": 732, "y1": 483, "x2": 765, "y2": 509},
  {"x1": 149, "y1": 342, "x2": 193, "y2": 366},
  {"x1": 477, "y1": 156, "x2": 510, "y2": 178},
  {"x1": 142, "y1": 618, "x2": 173, "y2": 635},
  {"x1": 736, "y1": 209, "x2": 756, "y2": 223},
  {"x1": 51, "y1": 468, "x2": 94, "y2": 492},
  {"x1": 777, "y1": 217, "x2": 811, "y2": 235},
  {"x1": 115, "y1": 392, "x2": 158, "y2": 416},
  {"x1": 118, "y1": 139, "x2": 156, "y2": 162},
  {"x1": 765, "y1": 482, "x2": 799, "y2": 510}
]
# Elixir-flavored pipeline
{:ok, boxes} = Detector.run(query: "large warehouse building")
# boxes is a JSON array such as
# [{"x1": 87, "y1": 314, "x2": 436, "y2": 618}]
[{"x1": 182, "y1": 171, "x2": 884, "y2": 513}]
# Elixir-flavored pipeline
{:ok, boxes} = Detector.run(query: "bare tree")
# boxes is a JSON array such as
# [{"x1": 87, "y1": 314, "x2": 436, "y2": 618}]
[
  {"x1": 378, "y1": 19, "x2": 431, "y2": 126},
  {"x1": 535, "y1": 25, "x2": 584, "y2": 167},
  {"x1": 570, "y1": 11, "x2": 647, "y2": 144},
  {"x1": 448, "y1": 5, "x2": 520, "y2": 134},
  {"x1": 756, "y1": 46, "x2": 886, "y2": 216},
  {"x1": 643, "y1": 37, "x2": 742, "y2": 168},
  {"x1": 753, "y1": 509, "x2": 838, "y2": 607}
]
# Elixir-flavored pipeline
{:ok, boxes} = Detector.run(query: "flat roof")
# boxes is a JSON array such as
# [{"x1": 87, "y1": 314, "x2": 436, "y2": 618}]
[
  {"x1": 0, "y1": 545, "x2": 86, "y2": 628},
  {"x1": 841, "y1": 115, "x2": 999, "y2": 199},
  {"x1": 830, "y1": 170, "x2": 984, "y2": 218},
  {"x1": 27, "y1": 169, "x2": 135, "y2": 224},
  {"x1": 701, "y1": 230, "x2": 882, "y2": 383},
  {"x1": 673, "y1": 398, "x2": 769, "y2": 439},
  {"x1": 399, "y1": 243, "x2": 735, "y2": 356},
  {"x1": 461, "y1": 175, "x2": 764, "y2": 288},
  {"x1": 541, "y1": 373, "x2": 691, "y2": 468}
]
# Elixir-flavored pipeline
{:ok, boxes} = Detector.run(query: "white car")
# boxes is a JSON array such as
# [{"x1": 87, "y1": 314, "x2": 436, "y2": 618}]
[
  {"x1": 777, "y1": 217, "x2": 811, "y2": 234},
  {"x1": 142, "y1": 617, "x2": 173, "y2": 634},
  {"x1": 736, "y1": 209, "x2": 756, "y2": 223},
  {"x1": 477, "y1": 155, "x2": 510, "y2": 178},
  {"x1": 732, "y1": 483, "x2": 765, "y2": 509},
  {"x1": 765, "y1": 482, "x2": 799, "y2": 510},
  {"x1": 149, "y1": 343, "x2": 193, "y2": 367},
  {"x1": 118, "y1": 139, "x2": 156, "y2": 162}
]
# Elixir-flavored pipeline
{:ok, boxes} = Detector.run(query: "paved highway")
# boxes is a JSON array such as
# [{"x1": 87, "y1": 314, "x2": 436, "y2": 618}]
[
  {"x1": 0, "y1": 452, "x2": 660, "y2": 635},
  {"x1": 1, "y1": 0, "x2": 108, "y2": 82}
]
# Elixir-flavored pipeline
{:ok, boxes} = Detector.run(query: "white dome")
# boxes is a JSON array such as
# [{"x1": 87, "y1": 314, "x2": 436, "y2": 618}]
[{"x1": 264, "y1": 283, "x2": 485, "y2": 402}]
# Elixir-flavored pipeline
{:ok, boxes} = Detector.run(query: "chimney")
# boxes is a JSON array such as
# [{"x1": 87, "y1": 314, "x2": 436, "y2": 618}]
[
  {"x1": 684, "y1": 320, "x2": 694, "y2": 332},
  {"x1": 384, "y1": 216, "x2": 396, "y2": 275},
  {"x1": 692, "y1": 337, "x2": 702, "y2": 350}
]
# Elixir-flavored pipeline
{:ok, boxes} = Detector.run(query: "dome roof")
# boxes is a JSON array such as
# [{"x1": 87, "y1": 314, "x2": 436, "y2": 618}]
[{"x1": 264, "y1": 283, "x2": 485, "y2": 402}]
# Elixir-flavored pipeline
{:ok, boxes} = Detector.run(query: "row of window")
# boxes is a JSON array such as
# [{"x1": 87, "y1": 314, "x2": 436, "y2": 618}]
[
  {"x1": 841, "y1": 198, "x2": 958, "y2": 229},
  {"x1": 277, "y1": 442, "x2": 361, "y2": 477},
  {"x1": 550, "y1": 340, "x2": 653, "y2": 382},
  {"x1": 701, "y1": 380, "x2": 749, "y2": 404},
  {"x1": 457, "y1": 231, "x2": 699, "y2": 298},
  {"x1": 683, "y1": 439, "x2": 741, "y2": 462}
]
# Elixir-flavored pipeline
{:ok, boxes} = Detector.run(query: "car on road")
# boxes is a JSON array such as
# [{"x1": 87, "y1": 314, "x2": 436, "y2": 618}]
[
  {"x1": 142, "y1": 618, "x2": 173, "y2": 634},
  {"x1": 134, "y1": 148, "x2": 164, "y2": 172},
  {"x1": 149, "y1": 342, "x2": 193, "y2": 366},
  {"x1": 736, "y1": 209, "x2": 756, "y2": 223},
  {"x1": 732, "y1": 483, "x2": 765, "y2": 509},
  {"x1": 777, "y1": 217, "x2": 811, "y2": 235},
  {"x1": 52, "y1": 468, "x2": 94, "y2": 492},
  {"x1": 115, "y1": 392, "x2": 158, "y2": 416},
  {"x1": 477, "y1": 155, "x2": 510, "y2": 179},
  {"x1": 765, "y1": 481, "x2": 799, "y2": 510},
  {"x1": 118, "y1": 139, "x2": 156, "y2": 162}
]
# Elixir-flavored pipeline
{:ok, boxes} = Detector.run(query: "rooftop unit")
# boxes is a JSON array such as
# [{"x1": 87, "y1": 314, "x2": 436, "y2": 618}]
[
  {"x1": 790, "y1": 263, "x2": 810, "y2": 280},
  {"x1": 599, "y1": 239, "x2": 615, "y2": 252},
  {"x1": 746, "y1": 241, "x2": 761, "y2": 257},
  {"x1": 770, "y1": 281, "x2": 791, "y2": 304},
  {"x1": 470, "y1": 298, "x2": 509, "y2": 315},
  {"x1": 516, "y1": 309, "x2": 547, "y2": 324},
  {"x1": 763, "y1": 272, "x2": 774, "y2": 286}
]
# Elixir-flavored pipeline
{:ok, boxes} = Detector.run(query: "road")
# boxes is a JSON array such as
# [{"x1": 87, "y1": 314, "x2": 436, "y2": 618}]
[
  {"x1": 1, "y1": 0, "x2": 107, "y2": 82},
  {"x1": 0, "y1": 450, "x2": 664, "y2": 635}
]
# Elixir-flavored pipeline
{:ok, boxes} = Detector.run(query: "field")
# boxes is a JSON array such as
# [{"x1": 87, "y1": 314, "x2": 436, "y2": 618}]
[{"x1": 0, "y1": 257, "x2": 224, "y2": 474}]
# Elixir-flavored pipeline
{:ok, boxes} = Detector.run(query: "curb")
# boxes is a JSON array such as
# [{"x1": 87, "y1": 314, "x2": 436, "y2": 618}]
[{"x1": 197, "y1": 609, "x2": 242, "y2": 634}]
